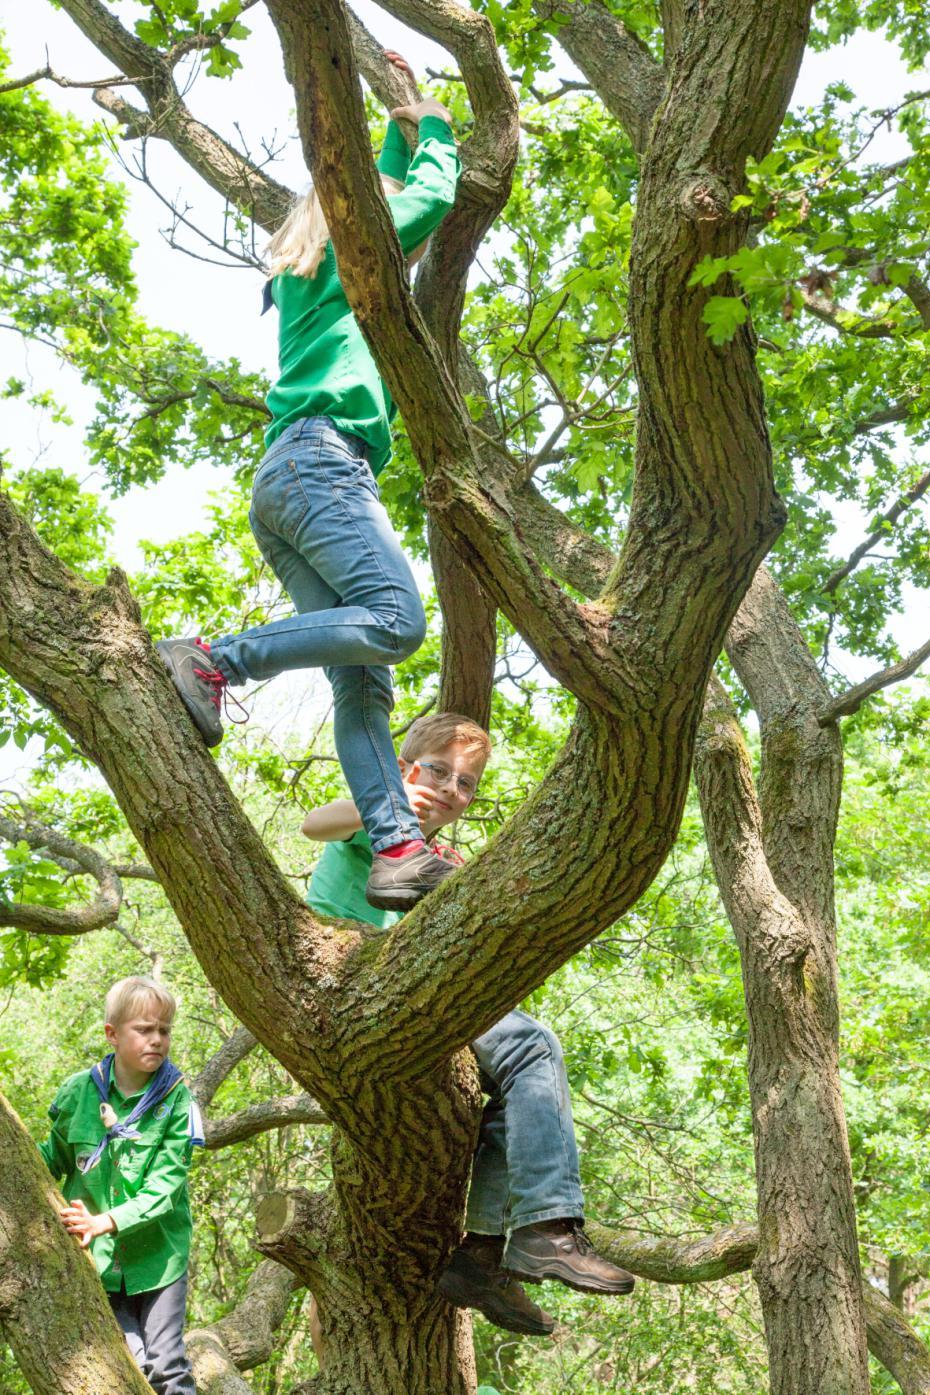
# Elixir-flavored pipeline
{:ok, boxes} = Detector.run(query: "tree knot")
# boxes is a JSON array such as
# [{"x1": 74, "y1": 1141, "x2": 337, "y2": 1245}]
[{"x1": 680, "y1": 173, "x2": 733, "y2": 225}]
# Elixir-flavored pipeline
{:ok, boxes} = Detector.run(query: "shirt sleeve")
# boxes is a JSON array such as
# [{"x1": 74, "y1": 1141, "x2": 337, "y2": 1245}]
[
  {"x1": 38, "y1": 1085, "x2": 73, "y2": 1181},
  {"x1": 106, "y1": 1092, "x2": 193, "y2": 1237},
  {"x1": 376, "y1": 119, "x2": 411, "y2": 184},
  {"x1": 385, "y1": 115, "x2": 460, "y2": 256}
]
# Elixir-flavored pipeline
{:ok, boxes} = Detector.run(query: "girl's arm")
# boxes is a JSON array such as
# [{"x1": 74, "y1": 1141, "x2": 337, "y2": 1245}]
[
  {"x1": 301, "y1": 799, "x2": 363, "y2": 843},
  {"x1": 384, "y1": 104, "x2": 460, "y2": 256},
  {"x1": 377, "y1": 119, "x2": 411, "y2": 184}
]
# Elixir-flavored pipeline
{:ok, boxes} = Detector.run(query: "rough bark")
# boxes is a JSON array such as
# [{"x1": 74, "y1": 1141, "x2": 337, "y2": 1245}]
[
  {"x1": 429, "y1": 523, "x2": 496, "y2": 729},
  {"x1": 696, "y1": 566, "x2": 868, "y2": 1395},
  {"x1": 534, "y1": 0, "x2": 663, "y2": 154},
  {"x1": 0, "y1": 1089, "x2": 155, "y2": 1395}
]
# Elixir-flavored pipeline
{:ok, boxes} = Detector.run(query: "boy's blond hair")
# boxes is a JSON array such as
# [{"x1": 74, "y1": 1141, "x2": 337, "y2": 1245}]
[
  {"x1": 105, "y1": 976, "x2": 177, "y2": 1027},
  {"x1": 399, "y1": 712, "x2": 492, "y2": 764},
  {"x1": 266, "y1": 175, "x2": 405, "y2": 281}
]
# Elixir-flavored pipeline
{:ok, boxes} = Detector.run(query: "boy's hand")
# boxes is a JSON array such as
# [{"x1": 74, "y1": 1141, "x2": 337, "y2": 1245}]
[
  {"x1": 403, "y1": 761, "x2": 440, "y2": 827},
  {"x1": 390, "y1": 97, "x2": 452, "y2": 125},
  {"x1": 59, "y1": 1198, "x2": 116, "y2": 1247}
]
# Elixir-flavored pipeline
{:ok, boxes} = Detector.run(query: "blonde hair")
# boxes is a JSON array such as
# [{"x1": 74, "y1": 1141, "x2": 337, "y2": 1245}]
[
  {"x1": 105, "y1": 976, "x2": 176, "y2": 1028},
  {"x1": 399, "y1": 713, "x2": 492, "y2": 764},
  {"x1": 266, "y1": 175, "x2": 406, "y2": 281}
]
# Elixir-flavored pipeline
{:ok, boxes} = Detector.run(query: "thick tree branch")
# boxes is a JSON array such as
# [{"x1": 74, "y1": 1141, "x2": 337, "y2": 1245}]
[
  {"x1": 590, "y1": 1218, "x2": 930, "y2": 1395},
  {"x1": 586, "y1": 1219, "x2": 758, "y2": 1283},
  {"x1": 429, "y1": 523, "x2": 496, "y2": 729},
  {"x1": 533, "y1": 0, "x2": 663, "y2": 155},
  {"x1": 724, "y1": 565, "x2": 842, "y2": 929},
  {"x1": 822, "y1": 467, "x2": 930, "y2": 595},
  {"x1": 186, "y1": 1259, "x2": 302, "y2": 1392},
  {"x1": 852, "y1": 395, "x2": 922, "y2": 435},
  {"x1": 191, "y1": 1024, "x2": 258, "y2": 1107},
  {"x1": 58, "y1": 0, "x2": 293, "y2": 231},
  {"x1": 0, "y1": 811, "x2": 123, "y2": 934},
  {"x1": 205, "y1": 1094, "x2": 327, "y2": 1149},
  {"x1": 819, "y1": 636, "x2": 930, "y2": 724}
]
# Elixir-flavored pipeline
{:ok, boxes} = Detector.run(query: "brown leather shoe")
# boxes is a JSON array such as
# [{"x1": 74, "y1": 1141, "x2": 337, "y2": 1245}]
[
  {"x1": 504, "y1": 1220, "x2": 635, "y2": 1295},
  {"x1": 437, "y1": 1235, "x2": 555, "y2": 1336}
]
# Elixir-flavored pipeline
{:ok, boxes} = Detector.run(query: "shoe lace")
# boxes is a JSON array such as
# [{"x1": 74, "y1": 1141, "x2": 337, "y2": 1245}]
[
  {"x1": 192, "y1": 639, "x2": 249, "y2": 726},
  {"x1": 569, "y1": 1222, "x2": 594, "y2": 1256}
]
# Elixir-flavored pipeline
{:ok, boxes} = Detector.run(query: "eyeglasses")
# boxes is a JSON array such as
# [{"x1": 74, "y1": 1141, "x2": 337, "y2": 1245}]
[{"x1": 418, "y1": 761, "x2": 478, "y2": 798}]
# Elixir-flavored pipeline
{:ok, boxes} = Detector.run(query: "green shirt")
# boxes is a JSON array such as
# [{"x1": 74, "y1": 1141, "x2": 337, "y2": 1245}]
[
  {"x1": 265, "y1": 116, "x2": 460, "y2": 474},
  {"x1": 307, "y1": 829, "x2": 401, "y2": 929},
  {"x1": 39, "y1": 1063, "x2": 195, "y2": 1295}
]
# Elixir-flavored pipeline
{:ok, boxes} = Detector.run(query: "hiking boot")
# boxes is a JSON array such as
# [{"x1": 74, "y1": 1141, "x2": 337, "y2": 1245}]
[
  {"x1": 156, "y1": 637, "x2": 227, "y2": 747},
  {"x1": 437, "y1": 1236, "x2": 555, "y2": 1337},
  {"x1": 504, "y1": 1221, "x2": 635, "y2": 1295},
  {"x1": 366, "y1": 844, "x2": 457, "y2": 911}
]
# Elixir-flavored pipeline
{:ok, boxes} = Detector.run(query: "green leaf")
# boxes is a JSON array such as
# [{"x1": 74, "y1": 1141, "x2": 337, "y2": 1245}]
[{"x1": 701, "y1": 296, "x2": 749, "y2": 345}]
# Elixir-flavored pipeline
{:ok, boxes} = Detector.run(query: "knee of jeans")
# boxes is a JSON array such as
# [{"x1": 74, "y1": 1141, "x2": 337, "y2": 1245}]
[{"x1": 392, "y1": 596, "x2": 427, "y2": 660}]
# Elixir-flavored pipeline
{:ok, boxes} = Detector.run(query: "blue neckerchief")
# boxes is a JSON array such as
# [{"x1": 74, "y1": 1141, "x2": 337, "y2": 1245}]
[
  {"x1": 261, "y1": 279, "x2": 274, "y2": 316},
  {"x1": 79, "y1": 1055, "x2": 204, "y2": 1173}
]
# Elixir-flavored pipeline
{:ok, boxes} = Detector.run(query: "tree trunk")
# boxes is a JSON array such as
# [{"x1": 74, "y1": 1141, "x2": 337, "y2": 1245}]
[
  {"x1": 0, "y1": 1089, "x2": 154, "y2": 1395},
  {"x1": 256, "y1": 1065, "x2": 481, "y2": 1395},
  {"x1": 696, "y1": 577, "x2": 868, "y2": 1395}
]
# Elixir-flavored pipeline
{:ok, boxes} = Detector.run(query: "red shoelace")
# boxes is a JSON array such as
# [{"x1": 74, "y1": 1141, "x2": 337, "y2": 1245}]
[{"x1": 193, "y1": 638, "x2": 249, "y2": 725}]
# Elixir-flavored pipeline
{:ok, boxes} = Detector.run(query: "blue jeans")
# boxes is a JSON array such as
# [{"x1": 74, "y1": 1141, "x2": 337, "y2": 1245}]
[
  {"x1": 109, "y1": 1274, "x2": 195, "y2": 1395},
  {"x1": 466, "y1": 1011, "x2": 585, "y2": 1237},
  {"x1": 212, "y1": 417, "x2": 426, "y2": 852}
]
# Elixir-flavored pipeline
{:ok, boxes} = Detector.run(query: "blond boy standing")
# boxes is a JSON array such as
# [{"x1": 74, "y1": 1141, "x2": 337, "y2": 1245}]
[{"x1": 39, "y1": 976, "x2": 202, "y2": 1395}]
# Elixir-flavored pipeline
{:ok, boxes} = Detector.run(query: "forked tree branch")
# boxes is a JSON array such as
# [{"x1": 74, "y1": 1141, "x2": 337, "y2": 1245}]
[{"x1": 58, "y1": 0, "x2": 293, "y2": 231}]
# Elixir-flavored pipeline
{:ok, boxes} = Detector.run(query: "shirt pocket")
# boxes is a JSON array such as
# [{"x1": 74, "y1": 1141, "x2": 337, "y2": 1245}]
[
  {"x1": 117, "y1": 1138, "x2": 159, "y2": 1186},
  {"x1": 65, "y1": 1120, "x2": 103, "y2": 1177}
]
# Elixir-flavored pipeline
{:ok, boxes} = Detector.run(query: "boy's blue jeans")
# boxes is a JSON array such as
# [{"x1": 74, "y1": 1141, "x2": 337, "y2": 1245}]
[
  {"x1": 466, "y1": 1010, "x2": 585, "y2": 1235},
  {"x1": 211, "y1": 417, "x2": 426, "y2": 852}
]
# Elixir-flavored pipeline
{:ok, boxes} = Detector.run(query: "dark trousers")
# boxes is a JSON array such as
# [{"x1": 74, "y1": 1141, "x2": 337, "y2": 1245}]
[{"x1": 108, "y1": 1273, "x2": 196, "y2": 1395}]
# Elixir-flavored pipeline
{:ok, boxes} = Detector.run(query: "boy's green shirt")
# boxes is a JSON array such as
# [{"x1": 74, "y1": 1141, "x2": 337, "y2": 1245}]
[
  {"x1": 39, "y1": 1062, "x2": 195, "y2": 1295},
  {"x1": 264, "y1": 116, "x2": 460, "y2": 474},
  {"x1": 307, "y1": 829, "x2": 401, "y2": 928}
]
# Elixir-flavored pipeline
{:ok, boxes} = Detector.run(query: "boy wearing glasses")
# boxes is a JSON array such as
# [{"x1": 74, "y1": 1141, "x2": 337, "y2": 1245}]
[{"x1": 301, "y1": 712, "x2": 634, "y2": 1339}]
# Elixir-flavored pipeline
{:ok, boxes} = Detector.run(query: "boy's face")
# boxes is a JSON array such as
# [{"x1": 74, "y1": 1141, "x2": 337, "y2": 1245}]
[
  {"x1": 105, "y1": 1004, "x2": 172, "y2": 1077},
  {"x1": 398, "y1": 739, "x2": 487, "y2": 835}
]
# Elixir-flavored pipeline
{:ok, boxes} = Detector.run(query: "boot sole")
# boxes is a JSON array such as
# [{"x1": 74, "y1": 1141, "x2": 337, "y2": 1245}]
[
  {"x1": 436, "y1": 1274, "x2": 554, "y2": 1336},
  {"x1": 505, "y1": 1262, "x2": 635, "y2": 1296},
  {"x1": 157, "y1": 646, "x2": 223, "y2": 748},
  {"x1": 365, "y1": 887, "x2": 435, "y2": 911}
]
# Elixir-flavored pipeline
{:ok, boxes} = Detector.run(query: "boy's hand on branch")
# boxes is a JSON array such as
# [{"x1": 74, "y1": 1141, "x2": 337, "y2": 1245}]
[
  {"x1": 59, "y1": 1198, "x2": 116, "y2": 1247},
  {"x1": 390, "y1": 97, "x2": 452, "y2": 125}
]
